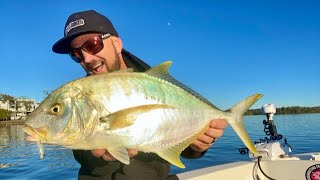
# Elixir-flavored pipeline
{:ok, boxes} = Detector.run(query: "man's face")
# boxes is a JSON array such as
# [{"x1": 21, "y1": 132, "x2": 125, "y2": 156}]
[{"x1": 70, "y1": 33, "x2": 123, "y2": 75}]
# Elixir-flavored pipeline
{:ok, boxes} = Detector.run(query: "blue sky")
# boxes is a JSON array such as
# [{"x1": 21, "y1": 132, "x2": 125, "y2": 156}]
[{"x1": 0, "y1": 1, "x2": 319, "y2": 110}]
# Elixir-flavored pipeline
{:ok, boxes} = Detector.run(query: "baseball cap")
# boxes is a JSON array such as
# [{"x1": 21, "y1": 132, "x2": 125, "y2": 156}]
[
  {"x1": 52, "y1": 10, "x2": 151, "y2": 72},
  {"x1": 52, "y1": 10, "x2": 119, "y2": 54}
]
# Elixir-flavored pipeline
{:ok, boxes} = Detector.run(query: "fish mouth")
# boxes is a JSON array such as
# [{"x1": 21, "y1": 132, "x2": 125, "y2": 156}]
[
  {"x1": 23, "y1": 125, "x2": 47, "y2": 142},
  {"x1": 23, "y1": 125, "x2": 47, "y2": 159}
]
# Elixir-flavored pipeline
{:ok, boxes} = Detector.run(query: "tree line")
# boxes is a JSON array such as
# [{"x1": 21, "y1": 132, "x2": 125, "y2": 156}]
[
  {"x1": 246, "y1": 106, "x2": 320, "y2": 115},
  {"x1": 0, "y1": 94, "x2": 14, "y2": 101},
  {"x1": 0, "y1": 94, "x2": 14, "y2": 120},
  {"x1": 0, "y1": 109, "x2": 12, "y2": 121}
]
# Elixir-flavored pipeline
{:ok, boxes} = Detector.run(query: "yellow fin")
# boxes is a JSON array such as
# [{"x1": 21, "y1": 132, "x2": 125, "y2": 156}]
[
  {"x1": 158, "y1": 149, "x2": 185, "y2": 168},
  {"x1": 227, "y1": 94, "x2": 263, "y2": 156},
  {"x1": 100, "y1": 104, "x2": 175, "y2": 130},
  {"x1": 106, "y1": 147, "x2": 130, "y2": 165},
  {"x1": 145, "y1": 61, "x2": 172, "y2": 79},
  {"x1": 157, "y1": 124, "x2": 209, "y2": 168}
]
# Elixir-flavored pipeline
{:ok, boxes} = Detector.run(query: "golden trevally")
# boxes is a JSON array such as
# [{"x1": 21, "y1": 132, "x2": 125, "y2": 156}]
[{"x1": 24, "y1": 61, "x2": 262, "y2": 168}]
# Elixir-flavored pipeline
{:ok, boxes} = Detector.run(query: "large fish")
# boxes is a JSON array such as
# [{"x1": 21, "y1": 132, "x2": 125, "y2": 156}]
[{"x1": 24, "y1": 61, "x2": 261, "y2": 168}]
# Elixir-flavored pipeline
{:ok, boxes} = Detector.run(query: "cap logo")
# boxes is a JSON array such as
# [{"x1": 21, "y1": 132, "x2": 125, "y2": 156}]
[{"x1": 65, "y1": 19, "x2": 85, "y2": 35}]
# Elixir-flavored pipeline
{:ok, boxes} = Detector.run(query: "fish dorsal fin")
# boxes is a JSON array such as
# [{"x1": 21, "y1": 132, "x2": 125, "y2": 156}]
[
  {"x1": 145, "y1": 61, "x2": 173, "y2": 80},
  {"x1": 146, "y1": 61, "x2": 219, "y2": 110},
  {"x1": 100, "y1": 104, "x2": 175, "y2": 130},
  {"x1": 106, "y1": 147, "x2": 130, "y2": 165},
  {"x1": 157, "y1": 124, "x2": 209, "y2": 168}
]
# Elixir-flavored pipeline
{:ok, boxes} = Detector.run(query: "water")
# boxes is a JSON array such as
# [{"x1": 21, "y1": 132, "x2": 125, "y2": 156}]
[
  {"x1": 0, "y1": 125, "x2": 79, "y2": 179},
  {"x1": 0, "y1": 114, "x2": 319, "y2": 179}
]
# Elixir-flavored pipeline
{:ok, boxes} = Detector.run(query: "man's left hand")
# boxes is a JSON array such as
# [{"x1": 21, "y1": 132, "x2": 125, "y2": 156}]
[{"x1": 189, "y1": 119, "x2": 227, "y2": 152}]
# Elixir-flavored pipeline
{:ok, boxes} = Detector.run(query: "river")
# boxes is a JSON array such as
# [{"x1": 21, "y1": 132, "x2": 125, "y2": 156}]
[{"x1": 0, "y1": 114, "x2": 319, "y2": 179}]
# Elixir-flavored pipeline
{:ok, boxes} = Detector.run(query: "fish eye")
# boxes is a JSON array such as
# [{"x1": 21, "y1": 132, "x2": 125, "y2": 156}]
[
  {"x1": 53, "y1": 107, "x2": 59, "y2": 112},
  {"x1": 51, "y1": 103, "x2": 63, "y2": 115}
]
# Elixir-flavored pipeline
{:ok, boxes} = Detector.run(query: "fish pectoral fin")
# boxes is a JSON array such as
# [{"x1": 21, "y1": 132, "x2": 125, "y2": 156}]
[
  {"x1": 106, "y1": 147, "x2": 130, "y2": 165},
  {"x1": 99, "y1": 104, "x2": 176, "y2": 130},
  {"x1": 158, "y1": 124, "x2": 209, "y2": 169}
]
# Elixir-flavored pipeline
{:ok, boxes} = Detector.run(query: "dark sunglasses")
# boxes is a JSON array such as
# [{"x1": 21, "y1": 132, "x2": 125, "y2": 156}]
[{"x1": 69, "y1": 33, "x2": 111, "y2": 63}]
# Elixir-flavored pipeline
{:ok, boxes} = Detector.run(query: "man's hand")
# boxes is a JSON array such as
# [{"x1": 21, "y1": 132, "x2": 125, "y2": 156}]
[
  {"x1": 190, "y1": 119, "x2": 227, "y2": 152},
  {"x1": 91, "y1": 149, "x2": 138, "y2": 161}
]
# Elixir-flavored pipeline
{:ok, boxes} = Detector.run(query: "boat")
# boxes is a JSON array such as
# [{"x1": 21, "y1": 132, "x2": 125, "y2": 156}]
[{"x1": 176, "y1": 104, "x2": 320, "y2": 180}]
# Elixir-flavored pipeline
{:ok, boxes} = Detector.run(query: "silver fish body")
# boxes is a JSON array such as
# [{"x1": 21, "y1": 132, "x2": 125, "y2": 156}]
[{"x1": 24, "y1": 61, "x2": 262, "y2": 168}]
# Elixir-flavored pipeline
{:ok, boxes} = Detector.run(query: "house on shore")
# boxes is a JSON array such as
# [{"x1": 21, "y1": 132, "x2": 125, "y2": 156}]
[{"x1": 0, "y1": 97, "x2": 39, "y2": 120}]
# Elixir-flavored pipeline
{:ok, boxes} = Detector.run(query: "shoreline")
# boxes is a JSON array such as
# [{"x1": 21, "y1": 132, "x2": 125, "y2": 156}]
[{"x1": 0, "y1": 120, "x2": 25, "y2": 126}]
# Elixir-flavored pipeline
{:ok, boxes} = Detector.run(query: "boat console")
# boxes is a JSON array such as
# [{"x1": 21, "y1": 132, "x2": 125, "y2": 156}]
[
  {"x1": 178, "y1": 104, "x2": 320, "y2": 180},
  {"x1": 249, "y1": 104, "x2": 292, "y2": 160}
]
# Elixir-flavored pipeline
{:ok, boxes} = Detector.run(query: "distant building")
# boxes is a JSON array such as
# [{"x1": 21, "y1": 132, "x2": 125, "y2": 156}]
[
  {"x1": 0, "y1": 97, "x2": 39, "y2": 120},
  {"x1": 0, "y1": 100, "x2": 10, "y2": 110}
]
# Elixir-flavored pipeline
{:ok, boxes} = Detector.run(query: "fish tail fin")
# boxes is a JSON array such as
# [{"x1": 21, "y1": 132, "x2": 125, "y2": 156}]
[{"x1": 227, "y1": 94, "x2": 263, "y2": 156}]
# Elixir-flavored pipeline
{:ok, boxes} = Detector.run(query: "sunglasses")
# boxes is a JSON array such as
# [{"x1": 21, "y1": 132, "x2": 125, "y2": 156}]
[{"x1": 69, "y1": 33, "x2": 111, "y2": 63}]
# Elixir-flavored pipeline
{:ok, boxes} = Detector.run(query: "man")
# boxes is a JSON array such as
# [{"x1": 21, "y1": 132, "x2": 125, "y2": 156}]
[{"x1": 52, "y1": 10, "x2": 227, "y2": 180}]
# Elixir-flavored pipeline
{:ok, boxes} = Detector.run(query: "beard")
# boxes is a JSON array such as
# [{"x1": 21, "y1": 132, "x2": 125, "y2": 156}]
[{"x1": 105, "y1": 52, "x2": 121, "y2": 72}]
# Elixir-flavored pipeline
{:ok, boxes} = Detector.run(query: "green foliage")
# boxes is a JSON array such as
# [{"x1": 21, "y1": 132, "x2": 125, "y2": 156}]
[
  {"x1": 246, "y1": 106, "x2": 320, "y2": 115},
  {"x1": 23, "y1": 101, "x2": 34, "y2": 111},
  {"x1": 246, "y1": 109, "x2": 262, "y2": 115},
  {"x1": 0, "y1": 108, "x2": 12, "y2": 120},
  {"x1": 0, "y1": 94, "x2": 14, "y2": 102}
]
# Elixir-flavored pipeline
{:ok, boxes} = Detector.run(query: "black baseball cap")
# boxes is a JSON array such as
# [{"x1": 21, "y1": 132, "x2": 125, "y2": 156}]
[{"x1": 52, "y1": 10, "x2": 119, "y2": 54}]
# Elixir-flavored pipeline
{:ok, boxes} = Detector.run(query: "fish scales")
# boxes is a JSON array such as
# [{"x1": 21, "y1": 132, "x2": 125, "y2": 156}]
[
  {"x1": 23, "y1": 61, "x2": 262, "y2": 168},
  {"x1": 78, "y1": 72, "x2": 216, "y2": 150}
]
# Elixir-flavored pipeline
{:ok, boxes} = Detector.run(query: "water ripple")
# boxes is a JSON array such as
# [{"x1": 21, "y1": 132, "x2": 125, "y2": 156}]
[{"x1": 0, "y1": 114, "x2": 320, "y2": 178}]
